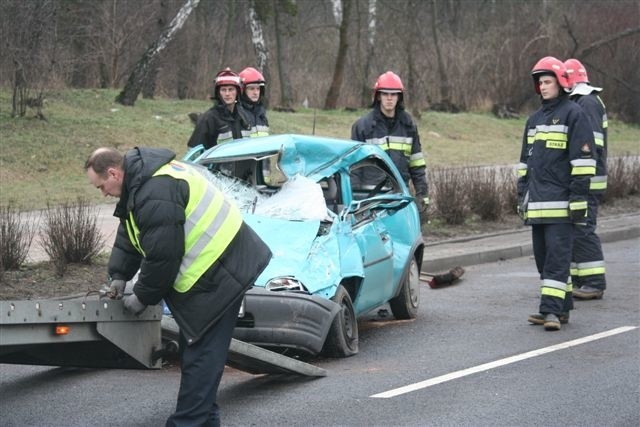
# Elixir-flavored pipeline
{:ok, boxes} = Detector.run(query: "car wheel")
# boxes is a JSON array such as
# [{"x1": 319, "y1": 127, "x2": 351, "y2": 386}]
[
  {"x1": 322, "y1": 284, "x2": 359, "y2": 357},
  {"x1": 389, "y1": 256, "x2": 420, "y2": 319}
]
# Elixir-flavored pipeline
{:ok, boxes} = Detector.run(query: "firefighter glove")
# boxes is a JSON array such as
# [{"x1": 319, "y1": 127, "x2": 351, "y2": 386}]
[
  {"x1": 124, "y1": 293, "x2": 146, "y2": 315},
  {"x1": 107, "y1": 279, "x2": 126, "y2": 300},
  {"x1": 418, "y1": 197, "x2": 429, "y2": 224}
]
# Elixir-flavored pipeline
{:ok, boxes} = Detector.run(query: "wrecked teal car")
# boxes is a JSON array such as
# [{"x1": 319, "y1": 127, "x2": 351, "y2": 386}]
[{"x1": 193, "y1": 134, "x2": 424, "y2": 357}]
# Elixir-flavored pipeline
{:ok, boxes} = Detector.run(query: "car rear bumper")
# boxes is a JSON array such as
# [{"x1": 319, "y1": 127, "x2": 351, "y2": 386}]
[{"x1": 233, "y1": 287, "x2": 340, "y2": 355}]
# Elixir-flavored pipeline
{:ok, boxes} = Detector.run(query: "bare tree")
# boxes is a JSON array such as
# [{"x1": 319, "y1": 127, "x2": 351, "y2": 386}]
[
  {"x1": 324, "y1": 0, "x2": 352, "y2": 109},
  {"x1": 116, "y1": 0, "x2": 200, "y2": 106},
  {"x1": 274, "y1": 0, "x2": 296, "y2": 109},
  {"x1": 142, "y1": 0, "x2": 171, "y2": 99},
  {"x1": 359, "y1": 0, "x2": 376, "y2": 106}
]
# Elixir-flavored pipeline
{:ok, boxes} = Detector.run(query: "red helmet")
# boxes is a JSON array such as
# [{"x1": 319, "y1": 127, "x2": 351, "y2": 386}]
[
  {"x1": 239, "y1": 67, "x2": 266, "y2": 99},
  {"x1": 373, "y1": 71, "x2": 404, "y2": 105},
  {"x1": 531, "y1": 56, "x2": 570, "y2": 94},
  {"x1": 239, "y1": 67, "x2": 265, "y2": 86},
  {"x1": 564, "y1": 58, "x2": 589, "y2": 87}
]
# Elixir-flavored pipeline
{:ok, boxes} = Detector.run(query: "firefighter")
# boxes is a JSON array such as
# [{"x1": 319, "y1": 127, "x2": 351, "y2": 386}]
[
  {"x1": 519, "y1": 56, "x2": 596, "y2": 330},
  {"x1": 351, "y1": 71, "x2": 429, "y2": 223},
  {"x1": 564, "y1": 58, "x2": 608, "y2": 300},
  {"x1": 186, "y1": 68, "x2": 252, "y2": 159},
  {"x1": 86, "y1": 147, "x2": 272, "y2": 426},
  {"x1": 239, "y1": 67, "x2": 270, "y2": 137}
]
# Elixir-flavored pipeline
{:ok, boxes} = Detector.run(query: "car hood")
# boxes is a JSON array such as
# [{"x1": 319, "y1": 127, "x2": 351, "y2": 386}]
[{"x1": 244, "y1": 215, "x2": 339, "y2": 295}]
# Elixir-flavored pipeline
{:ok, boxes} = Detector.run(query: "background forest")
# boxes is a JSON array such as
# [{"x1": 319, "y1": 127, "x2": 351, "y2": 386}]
[{"x1": 1, "y1": 0, "x2": 639, "y2": 122}]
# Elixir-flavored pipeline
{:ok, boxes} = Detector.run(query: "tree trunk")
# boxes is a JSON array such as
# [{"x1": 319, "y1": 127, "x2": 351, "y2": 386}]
[
  {"x1": 142, "y1": 0, "x2": 169, "y2": 99},
  {"x1": 430, "y1": 0, "x2": 451, "y2": 107},
  {"x1": 274, "y1": 0, "x2": 294, "y2": 109},
  {"x1": 115, "y1": 0, "x2": 200, "y2": 106},
  {"x1": 247, "y1": 0, "x2": 271, "y2": 105},
  {"x1": 324, "y1": 0, "x2": 351, "y2": 110},
  {"x1": 360, "y1": 0, "x2": 376, "y2": 107}
]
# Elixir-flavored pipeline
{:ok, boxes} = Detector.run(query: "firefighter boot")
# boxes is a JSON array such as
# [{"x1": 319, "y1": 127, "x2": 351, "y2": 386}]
[
  {"x1": 573, "y1": 286, "x2": 604, "y2": 300},
  {"x1": 528, "y1": 312, "x2": 569, "y2": 325},
  {"x1": 543, "y1": 314, "x2": 562, "y2": 331}
]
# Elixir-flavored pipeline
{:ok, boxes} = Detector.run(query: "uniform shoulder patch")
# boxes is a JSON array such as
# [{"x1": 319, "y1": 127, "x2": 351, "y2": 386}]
[
  {"x1": 581, "y1": 143, "x2": 591, "y2": 154},
  {"x1": 552, "y1": 118, "x2": 560, "y2": 124}
]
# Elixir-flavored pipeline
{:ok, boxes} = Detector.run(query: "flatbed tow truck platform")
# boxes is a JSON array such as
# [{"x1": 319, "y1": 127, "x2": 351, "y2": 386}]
[{"x1": 0, "y1": 295, "x2": 326, "y2": 377}]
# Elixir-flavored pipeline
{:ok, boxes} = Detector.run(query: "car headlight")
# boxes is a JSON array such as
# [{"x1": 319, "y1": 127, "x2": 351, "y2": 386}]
[{"x1": 265, "y1": 276, "x2": 308, "y2": 292}]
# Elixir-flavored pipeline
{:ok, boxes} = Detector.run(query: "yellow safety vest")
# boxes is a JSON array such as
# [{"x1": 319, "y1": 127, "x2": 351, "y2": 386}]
[{"x1": 125, "y1": 161, "x2": 242, "y2": 293}]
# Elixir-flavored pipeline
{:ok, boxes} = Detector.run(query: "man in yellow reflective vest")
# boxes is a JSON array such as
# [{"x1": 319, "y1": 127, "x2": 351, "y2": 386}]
[
  {"x1": 85, "y1": 146, "x2": 271, "y2": 427},
  {"x1": 518, "y1": 57, "x2": 596, "y2": 331}
]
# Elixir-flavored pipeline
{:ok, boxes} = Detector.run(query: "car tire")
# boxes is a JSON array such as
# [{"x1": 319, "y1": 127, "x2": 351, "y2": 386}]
[
  {"x1": 389, "y1": 256, "x2": 420, "y2": 319},
  {"x1": 322, "y1": 284, "x2": 359, "y2": 357}
]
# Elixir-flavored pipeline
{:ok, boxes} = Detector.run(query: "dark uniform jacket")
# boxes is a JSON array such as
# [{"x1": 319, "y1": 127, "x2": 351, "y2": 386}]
[
  {"x1": 240, "y1": 98, "x2": 270, "y2": 136},
  {"x1": 517, "y1": 95, "x2": 596, "y2": 225},
  {"x1": 108, "y1": 147, "x2": 272, "y2": 345},
  {"x1": 187, "y1": 103, "x2": 251, "y2": 149},
  {"x1": 571, "y1": 92, "x2": 607, "y2": 194},
  {"x1": 351, "y1": 106, "x2": 429, "y2": 199}
]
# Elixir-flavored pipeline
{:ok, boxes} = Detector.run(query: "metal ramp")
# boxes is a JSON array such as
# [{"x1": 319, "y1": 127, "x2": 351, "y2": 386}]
[{"x1": 161, "y1": 316, "x2": 327, "y2": 377}]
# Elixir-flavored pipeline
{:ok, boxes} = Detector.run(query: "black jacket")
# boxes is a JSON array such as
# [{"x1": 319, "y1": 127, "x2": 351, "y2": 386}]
[
  {"x1": 518, "y1": 95, "x2": 595, "y2": 224},
  {"x1": 571, "y1": 92, "x2": 607, "y2": 193},
  {"x1": 351, "y1": 106, "x2": 429, "y2": 198},
  {"x1": 240, "y1": 98, "x2": 270, "y2": 136},
  {"x1": 108, "y1": 147, "x2": 272, "y2": 345},
  {"x1": 187, "y1": 103, "x2": 251, "y2": 149}
]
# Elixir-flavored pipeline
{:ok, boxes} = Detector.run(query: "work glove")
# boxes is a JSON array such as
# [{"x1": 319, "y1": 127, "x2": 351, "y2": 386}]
[
  {"x1": 123, "y1": 293, "x2": 147, "y2": 315},
  {"x1": 517, "y1": 190, "x2": 529, "y2": 221},
  {"x1": 104, "y1": 279, "x2": 126, "y2": 300},
  {"x1": 569, "y1": 200, "x2": 588, "y2": 223},
  {"x1": 418, "y1": 196, "x2": 429, "y2": 224}
]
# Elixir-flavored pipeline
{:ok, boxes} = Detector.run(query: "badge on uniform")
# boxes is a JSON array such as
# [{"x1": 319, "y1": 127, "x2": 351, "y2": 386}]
[
  {"x1": 552, "y1": 118, "x2": 560, "y2": 124},
  {"x1": 581, "y1": 143, "x2": 591, "y2": 154}
]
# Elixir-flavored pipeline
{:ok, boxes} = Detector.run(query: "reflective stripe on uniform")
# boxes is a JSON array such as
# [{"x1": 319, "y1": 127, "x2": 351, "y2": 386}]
[
  {"x1": 590, "y1": 175, "x2": 607, "y2": 191},
  {"x1": 574, "y1": 260, "x2": 606, "y2": 277},
  {"x1": 218, "y1": 130, "x2": 234, "y2": 144},
  {"x1": 527, "y1": 128, "x2": 536, "y2": 144},
  {"x1": 409, "y1": 152, "x2": 426, "y2": 168},
  {"x1": 535, "y1": 124, "x2": 568, "y2": 150},
  {"x1": 570, "y1": 158, "x2": 596, "y2": 176},
  {"x1": 517, "y1": 162, "x2": 528, "y2": 177},
  {"x1": 593, "y1": 131, "x2": 604, "y2": 147},
  {"x1": 541, "y1": 278, "x2": 566, "y2": 299},
  {"x1": 526, "y1": 200, "x2": 569, "y2": 219}
]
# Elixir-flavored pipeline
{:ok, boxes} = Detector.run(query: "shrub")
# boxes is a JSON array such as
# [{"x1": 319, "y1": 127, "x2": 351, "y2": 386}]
[
  {"x1": 501, "y1": 168, "x2": 519, "y2": 217},
  {"x1": 431, "y1": 167, "x2": 470, "y2": 225},
  {"x1": 0, "y1": 204, "x2": 37, "y2": 279},
  {"x1": 40, "y1": 199, "x2": 105, "y2": 276},
  {"x1": 468, "y1": 167, "x2": 503, "y2": 221},
  {"x1": 602, "y1": 155, "x2": 640, "y2": 204}
]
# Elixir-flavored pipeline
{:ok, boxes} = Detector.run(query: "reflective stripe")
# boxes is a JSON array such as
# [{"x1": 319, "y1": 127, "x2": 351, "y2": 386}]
[
  {"x1": 527, "y1": 128, "x2": 535, "y2": 144},
  {"x1": 125, "y1": 161, "x2": 243, "y2": 293},
  {"x1": 590, "y1": 175, "x2": 607, "y2": 191},
  {"x1": 527, "y1": 201, "x2": 569, "y2": 219},
  {"x1": 218, "y1": 131, "x2": 234, "y2": 144},
  {"x1": 409, "y1": 152, "x2": 426, "y2": 168},
  {"x1": 569, "y1": 200, "x2": 587, "y2": 211},
  {"x1": 240, "y1": 130, "x2": 252, "y2": 138},
  {"x1": 125, "y1": 212, "x2": 146, "y2": 257},
  {"x1": 571, "y1": 158, "x2": 596, "y2": 176},
  {"x1": 534, "y1": 125, "x2": 568, "y2": 149},
  {"x1": 570, "y1": 262, "x2": 578, "y2": 277},
  {"x1": 593, "y1": 131, "x2": 604, "y2": 147},
  {"x1": 566, "y1": 282, "x2": 573, "y2": 293},
  {"x1": 541, "y1": 279, "x2": 566, "y2": 298},
  {"x1": 517, "y1": 162, "x2": 528, "y2": 177},
  {"x1": 575, "y1": 260, "x2": 606, "y2": 277},
  {"x1": 249, "y1": 125, "x2": 270, "y2": 137}
]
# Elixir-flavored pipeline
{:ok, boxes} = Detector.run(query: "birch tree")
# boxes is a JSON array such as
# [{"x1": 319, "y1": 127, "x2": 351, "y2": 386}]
[
  {"x1": 115, "y1": 0, "x2": 200, "y2": 106},
  {"x1": 360, "y1": 0, "x2": 376, "y2": 106},
  {"x1": 247, "y1": 0, "x2": 271, "y2": 104}
]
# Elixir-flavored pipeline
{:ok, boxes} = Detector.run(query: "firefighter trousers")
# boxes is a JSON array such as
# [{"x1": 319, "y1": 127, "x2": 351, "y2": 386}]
[
  {"x1": 166, "y1": 297, "x2": 243, "y2": 427},
  {"x1": 572, "y1": 194, "x2": 606, "y2": 290},
  {"x1": 532, "y1": 223, "x2": 573, "y2": 315}
]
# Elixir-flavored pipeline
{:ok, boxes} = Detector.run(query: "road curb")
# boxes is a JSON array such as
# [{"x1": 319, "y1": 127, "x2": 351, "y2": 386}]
[{"x1": 423, "y1": 224, "x2": 639, "y2": 273}]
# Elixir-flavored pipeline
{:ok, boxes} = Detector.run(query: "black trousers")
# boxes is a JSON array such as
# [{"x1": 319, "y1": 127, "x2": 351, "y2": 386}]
[
  {"x1": 166, "y1": 297, "x2": 242, "y2": 427},
  {"x1": 572, "y1": 193, "x2": 606, "y2": 290},
  {"x1": 532, "y1": 223, "x2": 573, "y2": 315}
]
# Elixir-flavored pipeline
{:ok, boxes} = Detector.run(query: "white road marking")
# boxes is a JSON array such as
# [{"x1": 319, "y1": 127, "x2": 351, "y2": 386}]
[{"x1": 370, "y1": 326, "x2": 638, "y2": 399}]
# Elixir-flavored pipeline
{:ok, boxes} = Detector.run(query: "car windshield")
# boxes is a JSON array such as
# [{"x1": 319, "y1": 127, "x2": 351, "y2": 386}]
[{"x1": 192, "y1": 161, "x2": 331, "y2": 221}]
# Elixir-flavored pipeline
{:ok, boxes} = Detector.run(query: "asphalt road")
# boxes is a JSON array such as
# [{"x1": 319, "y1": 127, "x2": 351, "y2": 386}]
[{"x1": 2, "y1": 238, "x2": 638, "y2": 427}]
